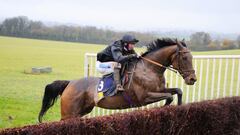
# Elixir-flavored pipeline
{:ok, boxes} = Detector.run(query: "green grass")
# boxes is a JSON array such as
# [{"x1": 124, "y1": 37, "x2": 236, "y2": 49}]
[
  {"x1": 0, "y1": 36, "x2": 105, "y2": 129},
  {"x1": 0, "y1": 36, "x2": 240, "y2": 129}
]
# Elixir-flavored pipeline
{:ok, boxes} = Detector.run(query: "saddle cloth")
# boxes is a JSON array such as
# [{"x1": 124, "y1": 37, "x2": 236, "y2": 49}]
[{"x1": 97, "y1": 73, "x2": 117, "y2": 101}]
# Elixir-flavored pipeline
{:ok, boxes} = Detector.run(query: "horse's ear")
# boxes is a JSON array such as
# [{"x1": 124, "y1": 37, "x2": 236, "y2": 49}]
[
  {"x1": 182, "y1": 38, "x2": 185, "y2": 42},
  {"x1": 176, "y1": 39, "x2": 184, "y2": 49}
]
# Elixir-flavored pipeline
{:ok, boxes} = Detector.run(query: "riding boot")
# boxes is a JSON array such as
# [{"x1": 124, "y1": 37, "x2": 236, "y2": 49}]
[{"x1": 114, "y1": 67, "x2": 124, "y2": 91}]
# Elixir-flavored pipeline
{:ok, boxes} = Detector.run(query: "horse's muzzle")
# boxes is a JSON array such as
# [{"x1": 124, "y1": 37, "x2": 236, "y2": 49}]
[{"x1": 184, "y1": 74, "x2": 197, "y2": 85}]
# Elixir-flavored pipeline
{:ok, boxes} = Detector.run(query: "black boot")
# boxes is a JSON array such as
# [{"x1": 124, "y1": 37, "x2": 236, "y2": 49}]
[{"x1": 114, "y1": 67, "x2": 124, "y2": 91}]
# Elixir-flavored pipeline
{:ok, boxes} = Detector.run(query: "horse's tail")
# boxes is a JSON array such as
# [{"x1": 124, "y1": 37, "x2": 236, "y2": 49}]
[{"x1": 38, "y1": 80, "x2": 70, "y2": 123}]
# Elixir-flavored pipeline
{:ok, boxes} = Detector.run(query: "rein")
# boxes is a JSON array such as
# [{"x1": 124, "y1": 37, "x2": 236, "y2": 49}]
[{"x1": 140, "y1": 56, "x2": 177, "y2": 73}]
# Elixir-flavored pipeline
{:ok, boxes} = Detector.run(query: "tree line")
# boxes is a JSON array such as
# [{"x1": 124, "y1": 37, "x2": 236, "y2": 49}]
[
  {"x1": 0, "y1": 16, "x2": 155, "y2": 46},
  {"x1": 189, "y1": 32, "x2": 240, "y2": 51},
  {"x1": 0, "y1": 16, "x2": 240, "y2": 51}
]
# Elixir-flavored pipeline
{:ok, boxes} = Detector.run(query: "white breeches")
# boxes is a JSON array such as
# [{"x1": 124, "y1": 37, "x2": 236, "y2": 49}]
[{"x1": 96, "y1": 61, "x2": 121, "y2": 75}]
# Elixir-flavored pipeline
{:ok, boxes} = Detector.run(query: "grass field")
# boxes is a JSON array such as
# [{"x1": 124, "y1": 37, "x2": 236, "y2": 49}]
[{"x1": 0, "y1": 36, "x2": 240, "y2": 129}]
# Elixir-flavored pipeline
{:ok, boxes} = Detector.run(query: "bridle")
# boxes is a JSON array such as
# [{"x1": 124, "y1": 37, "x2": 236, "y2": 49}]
[{"x1": 171, "y1": 49, "x2": 195, "y2": 79}]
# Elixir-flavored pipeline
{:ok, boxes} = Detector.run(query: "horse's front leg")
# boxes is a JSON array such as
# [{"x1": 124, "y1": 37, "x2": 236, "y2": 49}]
[
  {"x1": 144, "y1": 92, "x2": 173, "y2": 105},
  {"x1": 161, "y1": 88, "x2": 182, "y2": 105}
]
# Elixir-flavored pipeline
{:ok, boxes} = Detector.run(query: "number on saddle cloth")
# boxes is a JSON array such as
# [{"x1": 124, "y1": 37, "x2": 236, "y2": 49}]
[{"x1": 97, "y1": 73, "x2": 116, "y2": 97}]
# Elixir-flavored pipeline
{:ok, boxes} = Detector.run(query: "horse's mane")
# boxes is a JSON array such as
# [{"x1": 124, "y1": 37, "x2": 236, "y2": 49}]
[{"x1": 142, "y1": 38, "x2": 187, "y2": 56}]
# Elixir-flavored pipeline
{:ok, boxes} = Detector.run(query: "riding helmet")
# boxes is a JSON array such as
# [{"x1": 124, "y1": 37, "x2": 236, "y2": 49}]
[{"x1": 121, "y1": 34, "x2": 139, "y2": 44}]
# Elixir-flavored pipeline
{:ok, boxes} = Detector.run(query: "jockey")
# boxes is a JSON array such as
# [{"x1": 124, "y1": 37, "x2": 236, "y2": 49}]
[{"x1": 97, "y1": 34, "x2": 139, "y2": 92}]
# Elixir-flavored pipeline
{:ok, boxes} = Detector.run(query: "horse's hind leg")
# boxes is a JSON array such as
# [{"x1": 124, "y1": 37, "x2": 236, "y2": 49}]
[
  {"x1": 161, "y1": 88, "x2": 182, "y2": 105},
  {"x1": 60, "y1": 95, "x2": 81, "y2": 120},
  {"x1": 61, "y1": 91, "x2": 95, "y2": 120},
  {"x1": 78, "y1": 94, "x2": 95, "y2": 117}
]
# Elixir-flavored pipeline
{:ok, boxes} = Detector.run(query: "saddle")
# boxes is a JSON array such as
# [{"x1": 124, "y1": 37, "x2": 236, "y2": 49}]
[{"x1": 96, "y1": 72, "x2": 130, "y2": 101}]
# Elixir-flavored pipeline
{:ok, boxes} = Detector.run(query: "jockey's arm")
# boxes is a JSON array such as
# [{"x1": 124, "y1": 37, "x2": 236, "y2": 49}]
[{"x1": 111, "y1": 46, "x2": 137, "y2": 63}]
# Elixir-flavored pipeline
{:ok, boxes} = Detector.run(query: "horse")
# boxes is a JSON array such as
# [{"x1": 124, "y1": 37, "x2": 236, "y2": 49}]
[{"x1": 38, "y1": 38, "x2": 197, "y2": 122}]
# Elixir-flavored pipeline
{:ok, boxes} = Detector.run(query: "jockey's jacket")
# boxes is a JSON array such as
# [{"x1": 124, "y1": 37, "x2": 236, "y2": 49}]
[{"x1": 97, "y1": 40, "x2": 137, "y2": 64}]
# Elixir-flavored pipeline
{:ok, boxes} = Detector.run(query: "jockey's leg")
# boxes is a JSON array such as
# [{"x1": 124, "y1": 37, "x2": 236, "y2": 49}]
[{"x1": 114, "y1": 66, "x2": 124, "y2": 91}]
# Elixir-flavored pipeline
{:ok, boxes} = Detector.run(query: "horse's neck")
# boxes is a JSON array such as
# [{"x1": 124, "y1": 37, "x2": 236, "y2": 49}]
[
  {"x1": 127, "y1": 45, "x2": 177, "y2": 96},
  {"x1": 145, "y1": 45, "x2": 177, "y2": 68},
  {"x1": 127, "y1": 45, "x2": 177, "y2": 75}
]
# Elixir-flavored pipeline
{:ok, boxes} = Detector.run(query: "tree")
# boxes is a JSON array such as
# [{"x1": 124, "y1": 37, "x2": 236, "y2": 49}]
[
  {"x1": 237, "y1": 35, "x2": 240, "y2": 49},
  {"x1": 189, "y1": 32, "x2": 212, "y2": 51},
  {"x1": 221, "y1": 39, "x2": 236, "y2": 50},
  {"x1": 0, "y1": 16, "x2": 30, "y2": 36},
  {"x1": 207, "y1": 40, "x2": 221, "y2": 51}
]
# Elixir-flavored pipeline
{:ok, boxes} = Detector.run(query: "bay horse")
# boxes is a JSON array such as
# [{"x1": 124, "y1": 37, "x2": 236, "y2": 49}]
[{"x1": 38, "y1": 38, "x2": 197, "y2": 122}]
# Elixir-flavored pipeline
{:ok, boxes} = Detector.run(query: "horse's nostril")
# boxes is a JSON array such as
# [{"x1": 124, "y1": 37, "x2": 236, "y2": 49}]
[{"x1": 190, "y1": 78, "x2": 196, "y2": 82}]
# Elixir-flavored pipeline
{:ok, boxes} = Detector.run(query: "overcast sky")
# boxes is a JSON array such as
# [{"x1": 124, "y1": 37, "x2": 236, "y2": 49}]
[{"x1": 0, "y1": 0, "x2": 239, "y2": 33}]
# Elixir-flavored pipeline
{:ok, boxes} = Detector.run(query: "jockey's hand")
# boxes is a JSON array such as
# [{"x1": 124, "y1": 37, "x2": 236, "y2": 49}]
[
  {"x1": 136, "y1": 54, "x2": 141, "y2": 58},
  {"x1": 129, "y1": 54, "x2": 139, "y2": 59},
  {"x1": 135, "y1": 54, "x2": 141, "y2": 58}
]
